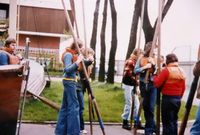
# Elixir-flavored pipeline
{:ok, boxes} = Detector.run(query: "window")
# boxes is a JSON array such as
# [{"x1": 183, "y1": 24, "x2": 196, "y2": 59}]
[{"x1": 0, "y1": 10, "x2": 6, "y2": 20}]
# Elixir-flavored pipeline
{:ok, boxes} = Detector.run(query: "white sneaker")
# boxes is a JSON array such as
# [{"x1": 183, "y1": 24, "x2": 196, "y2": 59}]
[{"x1": 80, "y1": 129, "x2": 88, "y2": 134}]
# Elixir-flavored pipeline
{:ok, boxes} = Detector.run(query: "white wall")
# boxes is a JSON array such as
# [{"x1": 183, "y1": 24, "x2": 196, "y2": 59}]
[{"x1": 17, "y1": 0, "x2": 71, "y2": 10}]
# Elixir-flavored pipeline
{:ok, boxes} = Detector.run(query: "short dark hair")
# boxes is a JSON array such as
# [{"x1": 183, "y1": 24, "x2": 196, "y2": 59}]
[
  {"x1": 166, "y1": 53, "x2": 178, "y2": 65},
  {"x1": 144, "y1": 41, "x2": 152, "y2": 57},
  {"x1": 71, "y1": 39, "x2": 83, "y2": 50},
  {"x1": 4, "y1": 38, "x2": 16, "y2": 47}
]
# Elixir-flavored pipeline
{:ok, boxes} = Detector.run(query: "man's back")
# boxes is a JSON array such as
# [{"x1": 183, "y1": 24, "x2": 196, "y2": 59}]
[{"x1": 0, "y1": 52, "x2": 9, "y2": 65}]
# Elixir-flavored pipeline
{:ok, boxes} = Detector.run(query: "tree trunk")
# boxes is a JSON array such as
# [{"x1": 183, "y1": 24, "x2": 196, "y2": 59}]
[
  {"x1": 98, "y1": 0, "x2": 108, "y2": 82},
  {"x1": 125, "y1": 0, "x2": 142, "y2": 60},
  {"x1": 106, "y1": 0, "x2": 117, "y2": 84},
  {"x1": 143, "y1": 0, "x2": 174, "y2": 44},
  {"x1": 125, "y1": 0, "x2": 174, "y2": 55},
  {"x1": 90, "y1": 0, "x2": 101, "y2": 80}
]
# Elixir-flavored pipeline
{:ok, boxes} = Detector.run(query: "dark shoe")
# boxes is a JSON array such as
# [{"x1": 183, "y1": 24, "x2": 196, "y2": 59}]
[
  {"x1": 122, "y1": 119, "x2": 131, "y2": 130},
  {"x1": 153, "y1": 128, "x2": 157, "y2": 134},
  {"x1": 122, "y1": 124, "x2": 131, "y2": 130},
  {"x1": 134, "y1": 121, "x2": 145, "y2": 130}
]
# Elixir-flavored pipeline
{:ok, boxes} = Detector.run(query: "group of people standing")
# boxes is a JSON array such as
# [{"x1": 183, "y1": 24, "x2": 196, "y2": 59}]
[
  {"x1": 1, "y1": 37, "x2": 199, "y2": 135},
  {"x1": 121, "y1": 41, "x2": 186, "y2": 135}
]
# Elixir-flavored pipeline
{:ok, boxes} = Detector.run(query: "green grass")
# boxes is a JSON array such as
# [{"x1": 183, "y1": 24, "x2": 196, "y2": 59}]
[
  {"x1": 23, "y1": 81, "x2": 198, "y2": 123},
  {"x1": 48, "y1": 70, "x2": 63, "y2": 77}
]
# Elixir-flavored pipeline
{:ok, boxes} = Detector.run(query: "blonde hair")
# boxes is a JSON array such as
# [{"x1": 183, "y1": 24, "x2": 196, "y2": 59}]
[{"x1": 87, "y1": 48, "x2": 95, "y2": 55}]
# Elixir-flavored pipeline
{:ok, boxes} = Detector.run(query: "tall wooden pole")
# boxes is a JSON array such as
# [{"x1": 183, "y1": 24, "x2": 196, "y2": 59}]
[
  {"x1": 156, "y1": 0, "x2": 164, "y2": 134},
  {"x1": 69, "y1": 0, "x2": 80, "y2": 38},
  {"x1": 143, "y1": 0, "x2": 164, "y2": 134},
  {"x1": 179, "y1": 45, "x2": 200, "y2": 135}
]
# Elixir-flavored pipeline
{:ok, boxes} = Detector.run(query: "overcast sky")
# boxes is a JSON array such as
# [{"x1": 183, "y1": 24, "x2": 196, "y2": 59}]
[
  {"x1": 18, "y1": 0, "x2": 200, "y2": 61},
  {"x1": 71, "y1": 0, "x2": 200, "y2": 61}
]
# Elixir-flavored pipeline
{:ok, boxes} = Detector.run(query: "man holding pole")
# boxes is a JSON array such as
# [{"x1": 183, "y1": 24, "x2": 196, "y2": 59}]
[
  {"x1": 55, "y1": 40, "x2": 84, "y2": 135},
  {"x1": 154, "y1": 53, "x2": 186, "y2": 135},
  {"x1": 134, "y1": 42, "x2": 157, "y2": 135}
]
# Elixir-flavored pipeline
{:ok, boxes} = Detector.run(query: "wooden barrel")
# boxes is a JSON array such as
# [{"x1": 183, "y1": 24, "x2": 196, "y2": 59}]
[{"x1": 0, "y1": 65, "x2": 24, "y2": 135}]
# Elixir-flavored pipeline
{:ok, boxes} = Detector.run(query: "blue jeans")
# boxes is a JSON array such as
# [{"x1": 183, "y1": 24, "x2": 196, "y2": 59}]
[
  {"x1": 162, "y1": 95, "x2": 181, "y2": 135},
  {"x1": 77, "y1": 90, "x2": 85, "y2": 130},
  {"x1": 55, "y1": 80, "x2": 80, "y2": 135},
  {"x1": 121, "y1": 84, "x2": 140, "y2": 121},
  {"x1": 140, "y1": 81, "x2": 156, "y2": 135},
  {"x1": 190, "y1": 105, "x2": 200, "y2": 135}
]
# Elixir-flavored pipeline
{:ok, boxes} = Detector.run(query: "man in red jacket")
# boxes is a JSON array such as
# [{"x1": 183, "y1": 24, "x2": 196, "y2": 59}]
[{"x1": 153, "y1": 53, "x2": 186, "y2": 135}]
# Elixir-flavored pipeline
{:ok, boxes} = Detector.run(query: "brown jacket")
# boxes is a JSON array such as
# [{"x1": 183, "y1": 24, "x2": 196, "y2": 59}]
[{"x1": 197, "y1": 82, "x2": 200, "y2": 99}]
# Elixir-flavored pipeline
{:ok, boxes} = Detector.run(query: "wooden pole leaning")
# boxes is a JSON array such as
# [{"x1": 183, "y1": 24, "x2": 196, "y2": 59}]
[
  {"x1": 133, "y1": 98, "x2": 143, "y2": 135},
  {"x1": 17, "y1": 38, "x2": 30, "y2": 135},
  {"x1": 143, "y1": 0, "x2": 164, "y2": 134},
  {"x1": 81, "y1": 0, "x2": 95, "y2": 132},
  {"x1": 130, "y1": 90, "x2": 135, "y2": 129},
  {"x1": 61, "y1": 1, "x2": 105, "y2": 135},
  {"x1": 178, "y1": 45, "x2": 200, "y2": 135},
  {"x1": 69, "y1": 0, "x2": 80, "y2": 37},
  {"x1": 88, "y1": 94, "x2": 94, "y2": 135},
  {"x1": 155, "y1": 0, "x2": 164, "y2": 134}
]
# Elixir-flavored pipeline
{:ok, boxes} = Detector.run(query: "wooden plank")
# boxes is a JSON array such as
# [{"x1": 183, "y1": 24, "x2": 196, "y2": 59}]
[{"x1": 0, "y1": 65, "x2": 24, "y2": 135}]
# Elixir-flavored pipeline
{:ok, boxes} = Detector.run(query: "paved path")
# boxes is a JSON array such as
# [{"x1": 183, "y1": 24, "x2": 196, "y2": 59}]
[{"x1": 20, "y1": 122, "x2": 193, "y2": 135}]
